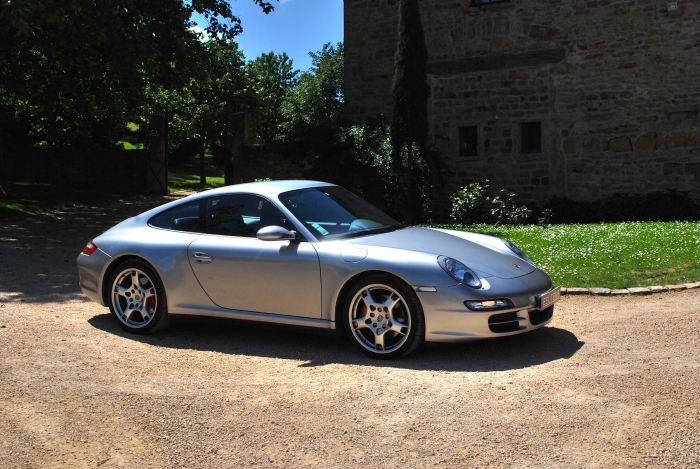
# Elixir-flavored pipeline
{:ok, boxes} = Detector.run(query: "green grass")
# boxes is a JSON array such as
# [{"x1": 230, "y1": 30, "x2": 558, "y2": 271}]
[
  {"x1": 119, "y1": 140, "x2": 145, "y2": 150},
  {"x1": 0, "y1": 181, "x2": 122, "y2": 218},
  {"x1": 432, "y1": 222, "x2": 700, "y2": 289},
  {"x1": 168, "y1": 158, "x2": 226, "y2": 193}
]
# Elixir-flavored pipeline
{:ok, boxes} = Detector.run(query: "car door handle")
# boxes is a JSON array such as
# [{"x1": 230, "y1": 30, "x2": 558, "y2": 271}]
[{"x1": 192, "y1": 252, "x2": 213, "y2": 264}]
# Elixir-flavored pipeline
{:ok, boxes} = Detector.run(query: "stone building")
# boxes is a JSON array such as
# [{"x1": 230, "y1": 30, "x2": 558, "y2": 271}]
[{"x1": 344, "y1": 0, "x2": 700, "y2": 207}]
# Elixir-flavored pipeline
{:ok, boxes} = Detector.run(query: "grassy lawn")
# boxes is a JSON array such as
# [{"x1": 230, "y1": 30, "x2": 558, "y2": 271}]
[
  {"x1": 433, "y1": 222, "x2": 700, "y2": 289},
  {"x1": 168, "y1": 159, "x2": 225, "y2": 193}
]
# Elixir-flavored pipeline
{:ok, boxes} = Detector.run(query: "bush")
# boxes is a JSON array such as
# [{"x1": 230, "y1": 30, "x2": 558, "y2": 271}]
[
  {"x1": 450, "y1": 180, "x2": 490, "y2": 225},
  {"x1": 450, "y1": 180, "x2": 531, "y2": 226},
  {"x1": 491, "y1": 190, "x2": 532, "y2": 226}
]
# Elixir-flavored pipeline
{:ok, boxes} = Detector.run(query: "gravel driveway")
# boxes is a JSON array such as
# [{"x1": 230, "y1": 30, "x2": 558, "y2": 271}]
[{"x1": 1, "y1": 195, "x2": 699, "y2": 468}]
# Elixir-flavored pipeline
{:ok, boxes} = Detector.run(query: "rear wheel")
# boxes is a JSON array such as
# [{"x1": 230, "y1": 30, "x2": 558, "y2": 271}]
[
  {"x1": 108, "y1": 260, "x2": 168, "y2": 334},
  {"x1": 343, "y1": 274, "x2": 424, "y2": 359}
]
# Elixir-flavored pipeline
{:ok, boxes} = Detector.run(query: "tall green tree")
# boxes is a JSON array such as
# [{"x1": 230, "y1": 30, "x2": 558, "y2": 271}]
[
  {"x1": 0, "y1": 0, "x2": 277, "y2": 147},
  {"x1": 245, "y1": 52, "x2": 298, "y2": 144},
  {"x1": 390, "y1": 0, "x2": 430, "y2": 223},
  {"x1": 279, "y1": 42, "x2": 344, "y2": 145}
]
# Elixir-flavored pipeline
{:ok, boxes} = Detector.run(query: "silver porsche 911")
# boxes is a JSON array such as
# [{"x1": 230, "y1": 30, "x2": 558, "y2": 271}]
[{"x1": 77, "y1": 180, "x2": 560, "y2": 359}]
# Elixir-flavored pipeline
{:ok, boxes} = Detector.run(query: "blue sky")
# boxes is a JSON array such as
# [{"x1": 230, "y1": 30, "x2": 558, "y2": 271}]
[{"x1": 196, "y1": 0, "x2": 344, "y2": 72}]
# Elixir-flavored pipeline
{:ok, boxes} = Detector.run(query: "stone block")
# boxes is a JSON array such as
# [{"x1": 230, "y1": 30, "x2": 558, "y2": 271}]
[
  {"x1": 611, "y1": 289, "x2": 630, "y2": 295},
  {"x1": 566, "y1": 287, "x2": 588, "y2": 295},
  {"x1": 589, "y1": 288, "x2": 611, "y2": 295},
  {"x1": 606, "y1": 137, "x2": 632, "y2": 152},
  {"x1": 563, "y1": 137, "x2": 577, "y2": 155},
  {"x1": 628, "y1": 287, "x2": 652, "y2": 295},
  {"x1": 634, "y1": 132, "x2": 663, "y2": 151},
  {"x1": 648, "y1": 286, "x2": 668, "y2": 293},
  {"x1": 664, "y1": 284, "x2": 687, "y2": 291},
  {"x1": 684, "y1": 282, "x2": 700, "y2": 290}
]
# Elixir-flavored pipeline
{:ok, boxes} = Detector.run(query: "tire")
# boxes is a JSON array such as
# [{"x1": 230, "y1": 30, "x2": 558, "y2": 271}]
[
  {"x1": 108, "y1": 259, "x2": 169, "y2": 334},
  {"x1": 342, "y1": 274, "x2": 425, "y2": 359}
]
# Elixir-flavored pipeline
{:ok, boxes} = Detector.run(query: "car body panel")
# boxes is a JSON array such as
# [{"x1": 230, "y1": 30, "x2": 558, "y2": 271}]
[
  {"x1": 76, "y1": 180, "x2": 558, "y2": 345},
  {"x1": 187, "y1": 235, "x2": 322, "y2": 318}
]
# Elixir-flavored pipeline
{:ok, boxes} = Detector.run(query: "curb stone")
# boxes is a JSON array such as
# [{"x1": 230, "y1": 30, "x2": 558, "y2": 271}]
[{"x1": 560, "y1": 283, "x2": 700, "y2": 296}]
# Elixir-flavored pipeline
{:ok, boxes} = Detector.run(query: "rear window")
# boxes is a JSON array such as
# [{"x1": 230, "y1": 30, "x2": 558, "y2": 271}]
[{"x1": 149, "y1": 200, "x2": 206, "y2": 233}]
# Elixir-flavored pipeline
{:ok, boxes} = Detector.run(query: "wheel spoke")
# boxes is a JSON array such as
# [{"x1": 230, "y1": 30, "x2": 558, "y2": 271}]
[
  {"x1": 115, "y1": 285, "x2": 129, "y2": 298},
  {"x1": 352, "y1": 318, "x2": 370, "y2": 330},
  {"x1": 139, "y1": 305, "x2": 152, "y2": 321},
  {"x1": 383, "y1": 293, "x2": 401, "y2": 312},
  {"x1": 388, "y1": 319, "x2": 408, "y2": 335},
  {"x1": 373, "y1": 330, "x2": 385, "y2": 350}
]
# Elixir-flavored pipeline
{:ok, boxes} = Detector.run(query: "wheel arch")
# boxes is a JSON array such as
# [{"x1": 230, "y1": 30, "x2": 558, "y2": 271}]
[{"x1": 332, "y1": 269, "x2": 422, "y2": 332}]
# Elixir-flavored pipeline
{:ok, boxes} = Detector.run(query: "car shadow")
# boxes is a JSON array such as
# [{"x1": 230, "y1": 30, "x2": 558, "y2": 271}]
[{"x1": 88, "y1": 313, "x2": 584, "y2": 372}]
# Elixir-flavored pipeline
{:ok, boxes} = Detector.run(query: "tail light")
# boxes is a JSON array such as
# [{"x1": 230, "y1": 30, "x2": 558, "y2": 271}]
[{"x1": 82, "y1": 240, "x2": 98, "y2": 255}]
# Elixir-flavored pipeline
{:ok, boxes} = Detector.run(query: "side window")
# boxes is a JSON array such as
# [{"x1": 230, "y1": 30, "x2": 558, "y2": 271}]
[
  {"x1": 149, "y1": 200, "x2": 206, "y2": 233},
  {"x1": 206, "y1": 195, "x2": 291, "y2": 237},
  {"x1": 458, "y1": 126, "x2": 478, "y2": 156}
]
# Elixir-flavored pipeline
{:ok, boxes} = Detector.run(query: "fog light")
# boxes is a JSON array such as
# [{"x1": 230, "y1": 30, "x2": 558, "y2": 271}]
[{"x1": 464, "y1": 299, "x2": 513, "y2": 311}]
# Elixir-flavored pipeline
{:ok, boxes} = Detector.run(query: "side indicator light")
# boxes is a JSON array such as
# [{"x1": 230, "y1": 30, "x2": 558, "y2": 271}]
[{"x1": 82, "y1": 240, "x2": 98, "y2": 255}]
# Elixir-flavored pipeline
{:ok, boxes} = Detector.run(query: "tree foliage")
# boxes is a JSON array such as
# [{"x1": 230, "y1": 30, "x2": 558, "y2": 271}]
[
  {"x1": 245, "y1": 52, "x2": 298, "y2": 144},
  {"x1": 390, "y1": 0, "x2": 431, "y2": 222},
  {"x1": 0, "y1": 0, "x2": 277, "y2": 147}
]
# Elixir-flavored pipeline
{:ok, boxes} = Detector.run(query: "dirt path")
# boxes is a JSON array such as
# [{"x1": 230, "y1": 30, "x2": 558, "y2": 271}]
[{"x1": 1, "y1": 197, "x2": 699, "y2": 468}]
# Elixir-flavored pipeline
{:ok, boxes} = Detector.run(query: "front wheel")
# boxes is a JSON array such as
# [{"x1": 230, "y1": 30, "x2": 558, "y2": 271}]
[
  {"x1": 108, "y1": 260, "x2": 169, "y2": 334},
  {"x1": 343, "y1": 274, "x2": 425, "y2": 359}
]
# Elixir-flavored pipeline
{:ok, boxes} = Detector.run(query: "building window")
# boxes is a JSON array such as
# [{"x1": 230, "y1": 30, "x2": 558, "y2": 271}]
[
  {"x1": 458, "y1": 126, "x2": 478, "y2": 156},
  {"x1": 521, "y1": 122, "x2": 542, "y2": 154},
  {"x1": 471, "y1": 0, "x2": 510, "y2": 6}
]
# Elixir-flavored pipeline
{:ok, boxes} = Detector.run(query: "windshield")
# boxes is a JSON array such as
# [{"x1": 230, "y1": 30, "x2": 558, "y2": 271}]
[{"x1": 279, "y1": 186, "x2": 403, "y2": 240}]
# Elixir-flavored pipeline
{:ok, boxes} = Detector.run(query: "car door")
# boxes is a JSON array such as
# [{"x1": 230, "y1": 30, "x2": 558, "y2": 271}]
[{"x1": 187, "y1": 194, "x2": 322, "y2": 318}]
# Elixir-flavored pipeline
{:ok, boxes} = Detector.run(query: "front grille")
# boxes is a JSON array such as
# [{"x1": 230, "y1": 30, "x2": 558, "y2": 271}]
[
  {"x1": 529, "y1": 305, "x2": 554, "y2": 325},
  {"x1": 488, "y1": 312, "x2": 520, "y2": 333}
]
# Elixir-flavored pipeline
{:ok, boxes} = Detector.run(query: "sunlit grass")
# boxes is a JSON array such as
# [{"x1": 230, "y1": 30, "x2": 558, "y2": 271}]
[
  {"x1": 168, "y1": 159, "x2": 226, "y2": 193},
  {"x1": 432, "y1": 222, "x2": 700, "y2": 289}
]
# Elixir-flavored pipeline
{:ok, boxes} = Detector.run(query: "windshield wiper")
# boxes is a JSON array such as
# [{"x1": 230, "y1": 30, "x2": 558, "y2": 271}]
[{"x1": 339, "y1": 224, "x2": 405, "y2": 240}]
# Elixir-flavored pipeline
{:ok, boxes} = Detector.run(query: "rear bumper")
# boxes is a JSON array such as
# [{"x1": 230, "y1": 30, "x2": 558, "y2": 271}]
[{"x1": 76, "y1": 249, "x2": 111, "y2": 306}]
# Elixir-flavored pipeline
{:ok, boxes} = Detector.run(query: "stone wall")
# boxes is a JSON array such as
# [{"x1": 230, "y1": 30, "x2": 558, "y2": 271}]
[{"x1": 345, "y1": 0, "x2": 700, "y2": 207}]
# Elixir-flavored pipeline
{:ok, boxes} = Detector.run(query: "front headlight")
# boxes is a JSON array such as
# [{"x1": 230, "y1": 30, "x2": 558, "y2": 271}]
[
  {"x1": 502, "y1": 239, "x2": 534, "y2": 266},
  {"x1": 437, "y1": 256, "x2": 482, "y2": 289}
]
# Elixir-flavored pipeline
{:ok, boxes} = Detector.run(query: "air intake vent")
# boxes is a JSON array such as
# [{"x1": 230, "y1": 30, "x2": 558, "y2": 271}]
[
  {"x1": 529, "y1": 306, "x2": 554, "y2": 325},
  {"x1": 488, "y1": 312, "x2": 520, "y2": 333}
]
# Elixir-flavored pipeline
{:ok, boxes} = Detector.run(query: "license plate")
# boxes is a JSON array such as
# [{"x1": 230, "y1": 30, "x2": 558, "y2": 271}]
[{"x1": 538, "y1": 287, "x2": 561, "y2": 310}]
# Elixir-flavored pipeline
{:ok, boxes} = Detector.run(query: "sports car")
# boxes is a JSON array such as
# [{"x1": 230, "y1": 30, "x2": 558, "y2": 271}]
[{"x1": 77, "y1": 180, "x2": 560, "y2": 359}]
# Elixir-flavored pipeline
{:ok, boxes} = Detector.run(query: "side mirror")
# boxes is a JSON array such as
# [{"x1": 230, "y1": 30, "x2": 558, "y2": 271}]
[{"x1": 257, "y1": 225, "x2": 296, "y2": 241}]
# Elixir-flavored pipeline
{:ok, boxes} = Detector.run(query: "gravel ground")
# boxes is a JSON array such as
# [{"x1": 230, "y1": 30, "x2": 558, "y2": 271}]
[{"x1": 1, "y1": 195, "x2": 699, "y2": 469}]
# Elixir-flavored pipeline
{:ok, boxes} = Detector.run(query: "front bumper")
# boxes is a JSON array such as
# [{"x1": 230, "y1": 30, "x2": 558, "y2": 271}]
[{"x1": 418, "y1": 269, "x2": 557, "y2": 343}]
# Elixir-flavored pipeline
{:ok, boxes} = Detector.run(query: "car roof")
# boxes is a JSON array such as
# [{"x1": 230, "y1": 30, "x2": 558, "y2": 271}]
[{"x1": 201, "y1": 180, "x2": 335, "y2": 198}]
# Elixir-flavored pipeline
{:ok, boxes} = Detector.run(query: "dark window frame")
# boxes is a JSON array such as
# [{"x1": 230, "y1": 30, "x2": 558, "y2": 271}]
[
  {"x1": 458, "y1": 126, "x2": 479, "y2": 157},
  {"x1": 520, "y1": 121, "x2": 542, "y2": 154},
  {"x1": 471, "y1": 0, "x2": 510, "y2": 7}
]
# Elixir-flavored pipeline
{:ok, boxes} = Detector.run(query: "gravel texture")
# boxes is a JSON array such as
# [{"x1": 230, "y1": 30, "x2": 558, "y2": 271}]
[{"x1": 1, "y1": 195, "x2": 699, "y2": 469}]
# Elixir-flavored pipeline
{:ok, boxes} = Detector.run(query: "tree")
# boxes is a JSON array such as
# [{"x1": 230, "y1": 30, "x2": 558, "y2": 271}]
[
  {"x1": 0, "y1": 0, "x2": 277, "y2": 147},
  {"x1": 278, "y1": 42, "x2": 344, "y2": 151},
  {"x1": 390, "y1": 0, "x2": 430, "y2": 223},
  {"x1": 245, "y1": 52, "x2": 299, "y2": 144}
]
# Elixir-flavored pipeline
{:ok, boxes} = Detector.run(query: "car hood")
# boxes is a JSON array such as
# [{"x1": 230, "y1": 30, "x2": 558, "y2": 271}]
[{"x1": 346, "y1": 227, "x2": 535, "y2": 279}]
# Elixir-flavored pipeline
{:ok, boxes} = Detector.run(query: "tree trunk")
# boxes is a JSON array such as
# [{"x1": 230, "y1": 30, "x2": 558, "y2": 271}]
[{"x1": 199, "y1": 137, "x2": 206, "y2": 185}]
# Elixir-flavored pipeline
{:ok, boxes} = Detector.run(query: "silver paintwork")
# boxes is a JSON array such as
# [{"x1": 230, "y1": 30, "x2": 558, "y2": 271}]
[{"x1": 77, "y1": 180, "x2": 558, "y2": 343}]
